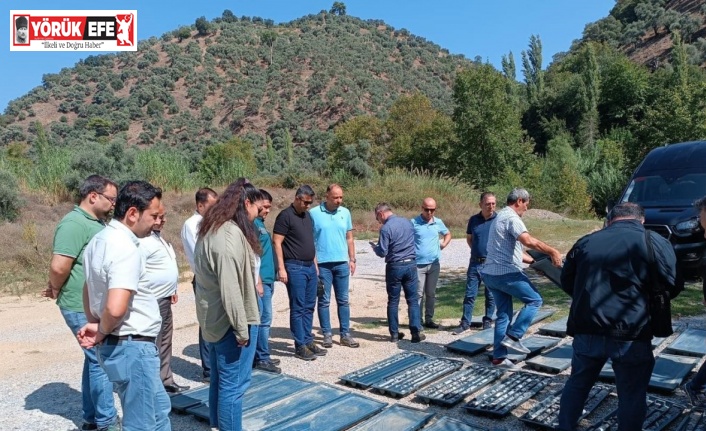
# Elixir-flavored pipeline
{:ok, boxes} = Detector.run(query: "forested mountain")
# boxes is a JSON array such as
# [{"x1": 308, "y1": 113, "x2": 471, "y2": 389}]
[{"x1": 0, "y1": 10, "x2": 468, "y2": 161}]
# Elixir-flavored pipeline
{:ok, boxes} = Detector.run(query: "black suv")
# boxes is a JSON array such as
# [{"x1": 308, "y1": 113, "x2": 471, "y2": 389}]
[{"x1": 616, "y1": 141, "x2": 706, "y2": 272}]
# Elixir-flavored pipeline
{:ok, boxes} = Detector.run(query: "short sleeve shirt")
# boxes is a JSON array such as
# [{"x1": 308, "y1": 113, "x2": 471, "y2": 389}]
[
  {"x1": 411, "y1": 215, "x2": 449, "y2": 265},
  {"x1": 481, "y1": 206, "x2": 527, "y2": 275},
  {"x1": 255, "y1": 217, "x2": 276, "y2": 284},
  {"x1": 466, "y1": 211, "x2": 497, "y2": 258},
  {"x1": 52, "y1": 206, "x2": 105, "y2": 312},
  {"x1": 84, "y1": 219, "x2": 161, "y2": 337},
  {"x1": 273, "y1": 205, "x2": 316, "y2": 261},
  {"x1": 139, "y1": 232, "x2": 179, "y2": 299},
  {"x1": 309, "y1": 203, "x2": 353, "y2": 264}
]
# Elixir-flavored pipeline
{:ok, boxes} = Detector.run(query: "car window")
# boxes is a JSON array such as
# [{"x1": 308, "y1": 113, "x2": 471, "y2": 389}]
[{"x1": 622, "y1": 173, "x2": 706, "y2": 206}]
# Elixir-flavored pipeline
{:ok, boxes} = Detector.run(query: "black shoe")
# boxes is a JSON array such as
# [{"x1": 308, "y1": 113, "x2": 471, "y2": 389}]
[
  {"x1": 270, "y1": 358, "x2": 281, "y2": 366},
  {"x1": 424, "y1": 321, "x2": 440, "y2": 329},
  {"x1": 164, "y1": 383, "x2": 190, "y2": 394},
  {"x1": 81, "y1": 424, "x2": 98, "y2": 431},
  {"x1": 390, "y1": 333, "x2": 405, "y2": 342},
  {"x1": 307, "y1": 342, "x2": 328, "y2": 356},
  {"x1": 295, "y1": 346, "x2": 317, "y2": 361},
  {"x1": 411, "y1": 333, "x2": 427, "y2": 343},
  {"x1": 254, "y1": 360, "x2": 282, "y2": 374},
  {"x1": 322, "y1": 333, "x2": 333, "y2": 348},
  {"x1": 482, "y1": 318, "x2": 493, "y2": 330},
  {"x1": 202, "y1": 372, "x2": 210, "y2": 383}
]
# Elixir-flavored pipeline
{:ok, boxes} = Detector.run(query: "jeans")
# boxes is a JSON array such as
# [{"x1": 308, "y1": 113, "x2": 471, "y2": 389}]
[
  {"x1": 417, "y1": 261, "x2": 440, "y2": 323},
  {"x1": 483, "y1": 271, "x2": 542, "y2": 359},
  {"x1": 97, "y1": 338, "x2": 171, "y2": 431},
  {"x1": 193, "y1": 277, "x2": 210, "y2": 377},
  {"x1": 317, "y1": 262, "x2": 351, "y2": 336},
  {"x1": 255, "y1": 283, "x2": 274, "y2": 362},
  {"x1": 60, "y1": 308, "x2": 117, "y2": 429},
  {"x1": 558, "y1": 334, "x2": 654, "y2": 431},
  {"x1": 285, "y1": 260, "x2": 317, "y2": 349},
  {"x1": 461, "y1": 262, "x2": 496, "y2": 327},
  {"x1": 385, "y1": 262, "x2": 422, "y2": 336},
  {"x1": 209, "y1": 325, "x2": 258, "y2": 431}
]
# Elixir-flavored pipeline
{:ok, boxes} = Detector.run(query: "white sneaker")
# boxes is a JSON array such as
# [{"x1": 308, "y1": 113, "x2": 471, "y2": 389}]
[
  {"x1": 492, "y1": 358, "x2": 520, "y2": 370},
  {"x1": 501, "y1": 335, "x2": 530, "y2": 354}
]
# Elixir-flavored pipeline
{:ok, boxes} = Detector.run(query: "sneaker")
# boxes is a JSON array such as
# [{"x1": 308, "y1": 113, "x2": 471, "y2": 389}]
[
  {"x1": 683, "y1": 383, "x2": 706, "y2": 408},
  {"x1": 295, "y1": 346, "x2": 317, "y2": 361},
  {"x1": 390, "y1": 333, "x2": 405, "y2": 342},
  {"x1": 451, "y1": 324, "x2": 470, "y2": 335},
  {"x1": 482, "y1": 318, "x2": 493, "y2": 330},
  {"x1": 270, "y1": 357, "x2": 281, "y2": 366},
  {"x1": 424, "y1": 321, "x2": 440, "y2": 329},
  {"x1": 97, "y1": 422, "x2": 121, "y2": 431},
  {"x1": 322, "y1": 333, "x2": 333, "y2": 348},
  {"x1": 492, "y1": 358, "x2": 520, "y2": 370},
  {"x1": 411, "y1": 332, "x2": 426, "y2": 343},
  {"x1": 307, "y1": 342, "x2": 328, "y2": 356},
  {"x1": 501, "y1": 335, "x2": 530, "y2": 354},
  {"x1": 254, "y1": 360, "x2": 282, "y2": 374},
  {"x1": 340, "y1": 335, "x2": 360, "y2": 348}
]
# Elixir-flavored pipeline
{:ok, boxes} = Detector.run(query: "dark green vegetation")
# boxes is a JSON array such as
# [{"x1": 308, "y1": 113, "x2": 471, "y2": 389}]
[{"x1": 2, "y1": 0, "x2": 706, "y2": 223}]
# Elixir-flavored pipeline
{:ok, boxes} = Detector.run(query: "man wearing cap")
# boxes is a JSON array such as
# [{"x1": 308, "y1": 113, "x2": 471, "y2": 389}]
[{"x1": 15, "y1": 16, "x2": 28, "y2": 44}]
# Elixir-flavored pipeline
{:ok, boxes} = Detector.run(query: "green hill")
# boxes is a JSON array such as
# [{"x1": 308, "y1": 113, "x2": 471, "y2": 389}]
[{"x1": 1, "y1": 12, "x2": 469, "y2": 157}]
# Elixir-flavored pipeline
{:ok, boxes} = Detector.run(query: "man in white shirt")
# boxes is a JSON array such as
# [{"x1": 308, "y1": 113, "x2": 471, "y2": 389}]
[
  {"x1": 141, "y1": 203, "x2": 189, "y2": 394},
  {"x1": 78, "y1": 180, "x2": 170, "y2": 431},
  {"x1": 180, "y1": 187, "x2": 218, "y2": 381}
]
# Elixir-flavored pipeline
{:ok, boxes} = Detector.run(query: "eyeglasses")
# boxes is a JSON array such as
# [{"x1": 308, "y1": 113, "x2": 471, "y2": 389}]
[
  {"x1": 300, "y1": 199, "x2": 314, "y2": 206},
  {"x1": 422, "y1": 208, "x2": 436, "y2": 213},
  {"x1": 98, "y1": 193, "x2": 117, "y2": 204}
]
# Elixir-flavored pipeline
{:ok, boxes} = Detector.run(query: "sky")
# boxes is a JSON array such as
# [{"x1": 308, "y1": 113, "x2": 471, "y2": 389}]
[{"x1": 0, "y1": 0, "x2": 616, "y2": 111}]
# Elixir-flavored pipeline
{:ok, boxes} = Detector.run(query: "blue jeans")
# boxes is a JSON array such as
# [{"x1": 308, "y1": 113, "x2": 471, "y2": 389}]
[
  {"x1": 385, "y1": 262, "x2": 422, "y2": 336},
  {"x1": 558, "y1": 334, "x2": 654, "y2": 431},
  {"x1": 209, "y1": 325, "x2": 258, "y2": 431},
  {"x1": 193, "y1": 277, "x2": 210, "y2": 377},
  {"x1": 317, "y1": 262, "x2": 351, "y2": 336},
  {"x1": 60, "y1": 308, "x2": 117, "y2": 429},
  {"x1": 97, "y1": 338, "x2": 171, "y2": 431},
  {"x1": 461, "y1": 262, "x2": 496, "y2": 326},
  {"x1": 255, "y1": 283, "x2": 274, "y2": 362},
  {"x1": 285, "y1": 260, "x2": 317, "y2": 348},
  {"x1": 483, "y1": 271, "x2": 542, "y2": 359}
]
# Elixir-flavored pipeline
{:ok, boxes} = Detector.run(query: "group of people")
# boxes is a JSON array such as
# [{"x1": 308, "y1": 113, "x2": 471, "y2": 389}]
[{"x1": 41, "y1": 174, "x2": 705, "y2": 431}]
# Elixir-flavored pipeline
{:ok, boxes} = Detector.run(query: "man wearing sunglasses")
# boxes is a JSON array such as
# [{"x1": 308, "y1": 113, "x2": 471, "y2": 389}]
[
  {"x1": 43, "y1": 175, "x2": 120, "y2": 431},
  {"x1": 273, "y1": 185, "x2": 328, "y2": 361},
  {"x1": 411, "y1": 197, "x2": 451, "y2": 329}
]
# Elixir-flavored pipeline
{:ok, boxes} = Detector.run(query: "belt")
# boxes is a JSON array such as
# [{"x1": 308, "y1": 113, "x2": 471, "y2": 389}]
[
  {"x1": 284, "y1": 259, "x2": 314, "y2": 265},
  {"x1": 104, "y1": 334, "x2": 156, "y2": 344},
  {"x1": 473, "y1": 257, "x2": 486, "y2": 264},
  {"x1": 389, "y1": 258, "x2": 415, "y2": 264}
]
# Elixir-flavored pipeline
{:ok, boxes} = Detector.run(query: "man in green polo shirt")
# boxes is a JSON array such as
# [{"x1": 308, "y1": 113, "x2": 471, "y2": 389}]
[{"x1": 42, "y1": 175, "x2": 120, "y2": 431}]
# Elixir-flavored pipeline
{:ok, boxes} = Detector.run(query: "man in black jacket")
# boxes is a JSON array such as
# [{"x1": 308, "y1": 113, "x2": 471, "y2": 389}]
[{"x1": 557, "y1": 202, "x2": 682, "y2": 431}]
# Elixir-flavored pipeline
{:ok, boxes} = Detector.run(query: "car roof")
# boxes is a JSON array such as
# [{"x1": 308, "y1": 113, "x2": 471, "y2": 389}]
[{"x1": 637, "y1": 140, "x2": 706, "y2": 174}]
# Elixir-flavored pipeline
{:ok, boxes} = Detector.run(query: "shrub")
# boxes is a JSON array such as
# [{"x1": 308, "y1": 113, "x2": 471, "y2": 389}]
[{"x1": 0, "y1": 169, "x2": 22, "y2": 222}]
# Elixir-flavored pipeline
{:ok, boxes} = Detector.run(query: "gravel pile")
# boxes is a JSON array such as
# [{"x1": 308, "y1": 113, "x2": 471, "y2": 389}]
[{"x1": 0, "y1": 239, "x2": 698, "y2": 431}]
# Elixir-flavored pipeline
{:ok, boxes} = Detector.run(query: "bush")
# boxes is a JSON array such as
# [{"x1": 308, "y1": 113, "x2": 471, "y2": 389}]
[{"x1": 0, "y1": 169, "x2": 22, "y2": 222}]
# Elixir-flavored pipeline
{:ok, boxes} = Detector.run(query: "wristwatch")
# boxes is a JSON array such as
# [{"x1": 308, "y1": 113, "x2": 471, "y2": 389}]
[{"x1": 350, "y1": 258, "x2": 356, "y2": 263}]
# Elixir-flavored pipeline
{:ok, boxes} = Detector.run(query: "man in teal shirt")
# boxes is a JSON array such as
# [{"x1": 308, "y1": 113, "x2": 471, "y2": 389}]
[
  {"x1": 253, "y1": 189, "x2": 282, "y2": 373},
  {"x1": 310, "y1": 184, "x2": 359, "y2": 348},
  {"x1": 43, "y1": 175, "x2": 119, "y2": 431},
  {"x1": 411, "y1": 197, "x2": 451, "y2": 329}
]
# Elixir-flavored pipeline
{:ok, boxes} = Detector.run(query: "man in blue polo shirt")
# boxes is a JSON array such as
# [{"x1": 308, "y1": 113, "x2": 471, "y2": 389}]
[
  {"x1": 452, "y1": 192, "x2": 497, "y2": 335},
  {"x1": 310, "y1": 184, "x2": 359, "y2": 349},
  {"x1": 411, "y1": 197, "x2": 451, "y2": 329}
]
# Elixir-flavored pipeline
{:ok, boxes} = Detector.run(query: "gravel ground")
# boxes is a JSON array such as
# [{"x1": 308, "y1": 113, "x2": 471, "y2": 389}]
[{"x1": 0, "y1": 238, "x2": 700, "y2": 431}]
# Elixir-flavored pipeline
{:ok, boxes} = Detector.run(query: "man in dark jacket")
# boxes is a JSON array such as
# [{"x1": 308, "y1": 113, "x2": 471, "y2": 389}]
[{"x1": 558, "y1": 202, "x2": 682, "y2": 431}]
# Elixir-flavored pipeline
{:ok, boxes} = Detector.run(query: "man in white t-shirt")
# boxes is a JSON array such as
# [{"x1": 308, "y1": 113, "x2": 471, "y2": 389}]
[
  {"x1": 141, "y1": 202, "x2": 189, "y2": 394},
  {"x1": 481, "y1": 188, "x2": 562, "y2": 370},
  {"x1": 180, "y1": 187, "x2": 218, "y2": 381},
  {"x1": 78, "y1": 180, "x2": 170, "y2": 431}
]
